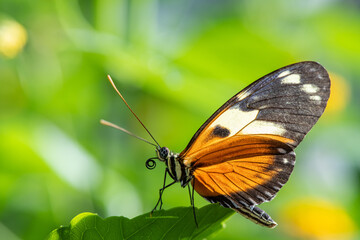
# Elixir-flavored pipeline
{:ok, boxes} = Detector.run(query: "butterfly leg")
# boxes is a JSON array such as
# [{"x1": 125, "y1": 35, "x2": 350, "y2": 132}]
[
  {"x1": 188, "y1": 181, "x2": 198, "y2": 227},
  {"x1": 151, "y1": 168, "x2": 176, "y2": 215}
]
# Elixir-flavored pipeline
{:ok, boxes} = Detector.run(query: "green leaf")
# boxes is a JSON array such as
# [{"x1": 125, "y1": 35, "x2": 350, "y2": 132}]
[{"x1": 47, "y1": 204, "x2": 234, "y2": 240}]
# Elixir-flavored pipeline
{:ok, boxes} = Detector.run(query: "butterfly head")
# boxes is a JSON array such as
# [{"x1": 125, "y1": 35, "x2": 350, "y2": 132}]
[
  {"x1": 145, "y1": 146, "x2": 170, "y2": 170},
  {"x1": 156, "y1": 147, "x2": 170, "y2": 162}
]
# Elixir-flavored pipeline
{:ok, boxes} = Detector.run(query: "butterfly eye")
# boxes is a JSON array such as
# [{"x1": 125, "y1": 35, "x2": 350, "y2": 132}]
[{"x1": 157, "y1": 147, "x2": 170, "y2": 161}]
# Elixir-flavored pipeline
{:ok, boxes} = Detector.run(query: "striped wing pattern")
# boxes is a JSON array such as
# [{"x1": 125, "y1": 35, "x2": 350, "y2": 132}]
[{"x1": 179, "y1": 61, "x2": 331, "y2": 227}]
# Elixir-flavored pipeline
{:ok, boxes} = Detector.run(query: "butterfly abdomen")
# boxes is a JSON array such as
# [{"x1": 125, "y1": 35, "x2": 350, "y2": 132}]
[
  {"x1": 234, "y1": 205, "x2": 277, "y2": 228},
  {"x1": 205, "y1": 194, "x2": 277, "y2": 227}
]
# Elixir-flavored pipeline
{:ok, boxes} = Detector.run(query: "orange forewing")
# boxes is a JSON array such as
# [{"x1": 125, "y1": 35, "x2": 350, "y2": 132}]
[
  {"x1": 181, "y1": 135, "x2": 295, "y2": 168},
  {"x1": 180, "y1": 103, "x2": 235, "y2": 158}
]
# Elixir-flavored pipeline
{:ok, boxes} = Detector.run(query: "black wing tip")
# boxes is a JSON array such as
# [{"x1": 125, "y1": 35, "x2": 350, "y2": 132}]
[
  {"x1": 283, "y1": 61, "x2": 331, "y2": 93},
  {"x1": 283, "y1": 61, "x2": 328, "y2": 75},
  {"x1": 291, "y1": 61, "x2": 330, "y2": 78},
  {"x1": 288, "y1": 60, "x2": 323, "y2": 67}
]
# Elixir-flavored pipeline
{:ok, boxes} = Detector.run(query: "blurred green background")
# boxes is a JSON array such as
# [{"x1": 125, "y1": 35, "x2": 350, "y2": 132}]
[{"x1": 1, "y1": 0, "x2": 360, "y2": 239}]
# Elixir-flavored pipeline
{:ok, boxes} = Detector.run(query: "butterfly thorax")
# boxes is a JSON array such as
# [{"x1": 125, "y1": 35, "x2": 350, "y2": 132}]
[{"x1": 156, "y1": 147, "x2": 192, "y2": 187}]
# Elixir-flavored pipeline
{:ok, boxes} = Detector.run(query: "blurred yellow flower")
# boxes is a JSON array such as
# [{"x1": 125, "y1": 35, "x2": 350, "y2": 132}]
[
  {"x1": 0, "y1": 18, "x2": 27, "y2": 58},
  {"x1": 325, "y1": 73, "x2": 350, "y2": 114},
  {"x1": 281, "y1": 198, "x2": 357, "y2": 240}
]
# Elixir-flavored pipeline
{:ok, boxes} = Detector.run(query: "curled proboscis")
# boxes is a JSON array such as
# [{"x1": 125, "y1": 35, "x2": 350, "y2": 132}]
[{"x1": 146, "y1": 158, "x2": 156, "y2": 170}]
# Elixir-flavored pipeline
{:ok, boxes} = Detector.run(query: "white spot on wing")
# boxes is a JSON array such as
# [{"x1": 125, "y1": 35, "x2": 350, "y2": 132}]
[
  {"x1": 240, "y1": 120, "x2": 287, "y2": 136},
  {"x1": 310, "y1": 95, "x2": 322, "y2": 105},
  {"x1": 264, "y1": 191, "x2": 272, "y2": 197},
  {"x1": 237, "y1": 91, "x2": 251, "y2": 101},
  {"x1": 257, "y1": 196, "x2": 266, "y2": 202},
  {"x1": 281, "y1": 74, "x2": 301, "y2": 84},
  {"x1": 228, "y1": 198, "x2": 238, "y2": 207},
  {"x1": 277, "y1": 148, "x2": 286, "y2": 154},
  {"x1": 251, "y1": 95, "x2": 260, "y2": 101},
  {"x1": 210, "y1": 107, "x2": 259, "y2": 137},
  {"x1": 273, "y1": 186, "x2": 281, "y2": 191},
  {"x1": 283, "y1": 158, "x2": 288, "y2": 164},
  {"x1": 310, "y1": 95, "x2": 321, "y2": 101},
  {"x1": 301, "y1": 84, "x2": 319, "y2": 93},
  {"x1": 278, "y1": 70, "x2": 291, "y2": 78},
  {"x1": 222, "y1": 202, "x2": 231, "y2": 208}
]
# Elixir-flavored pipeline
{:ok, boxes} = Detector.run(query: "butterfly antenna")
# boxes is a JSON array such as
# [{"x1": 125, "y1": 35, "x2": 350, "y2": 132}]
[
  {"x1": 106, "y1": 75, "x2": 161, "y2": 148},
  {"x1": 100, "y1": 119, "x2": 157, "y2": 147}
]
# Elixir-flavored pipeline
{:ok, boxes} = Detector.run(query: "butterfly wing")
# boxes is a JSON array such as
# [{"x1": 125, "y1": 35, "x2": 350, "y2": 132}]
[
  {"x1": 189, "y1": 135, "x2": 296, "y2": 227},
  {"x1": 181, "y1": 61, "x2": 330, "y2": 159},
  {"x1": 179, "y1": 61, "x2": 330, "y2": 227}
]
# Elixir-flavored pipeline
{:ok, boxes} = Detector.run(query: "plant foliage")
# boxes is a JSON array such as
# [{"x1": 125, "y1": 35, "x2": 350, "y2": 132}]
[{"x1": 47, "y1": 204, "x2": 234, "y2": 240}]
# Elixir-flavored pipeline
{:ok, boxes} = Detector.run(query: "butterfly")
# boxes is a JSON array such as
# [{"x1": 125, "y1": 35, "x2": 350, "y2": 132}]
[{"x1": 101, "y1": 61, "x2": 331, "y2": 228}]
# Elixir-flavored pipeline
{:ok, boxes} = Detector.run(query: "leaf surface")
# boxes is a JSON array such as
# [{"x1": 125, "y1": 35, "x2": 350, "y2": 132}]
[{"x1": 47, "y1": 204, "x2": 234, "y2": 240}]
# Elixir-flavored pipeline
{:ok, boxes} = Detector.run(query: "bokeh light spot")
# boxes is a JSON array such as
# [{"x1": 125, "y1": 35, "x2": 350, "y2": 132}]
[
  {"x1": 0, "y1": 19, "x2": 27, "y2": 58},
  {"x1": 281, "y1": 197, "x2": 356, "y2": 240}
]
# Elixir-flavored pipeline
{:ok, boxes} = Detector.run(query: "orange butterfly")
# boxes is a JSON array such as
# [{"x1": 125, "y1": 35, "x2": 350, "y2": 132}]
[{"x1": 101, "y1": 61, "x2": 330, "y2": 228}]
